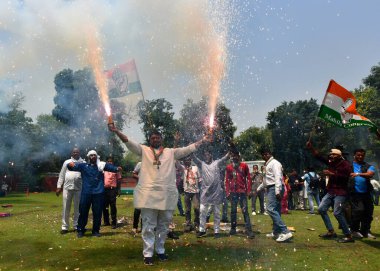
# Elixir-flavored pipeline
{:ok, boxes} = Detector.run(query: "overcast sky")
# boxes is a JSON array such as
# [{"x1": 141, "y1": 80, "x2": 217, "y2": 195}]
[{"x1": 1, "y1": 0, "x2": 379, "y2": 142}]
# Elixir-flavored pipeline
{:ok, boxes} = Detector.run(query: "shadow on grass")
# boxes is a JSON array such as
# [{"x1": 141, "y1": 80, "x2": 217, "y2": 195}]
[
  {"x1": 360, "y1": 239, "x2": 380, "y2": 249},
  {"x1": 0, "y1": 193, "x2": 48, "y2": 205}
]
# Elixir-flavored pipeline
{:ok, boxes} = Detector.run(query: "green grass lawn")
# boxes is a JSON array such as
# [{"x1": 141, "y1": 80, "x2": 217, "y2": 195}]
[{"x1": 1, "y1": 193, "x2": 379, "y2": 271}]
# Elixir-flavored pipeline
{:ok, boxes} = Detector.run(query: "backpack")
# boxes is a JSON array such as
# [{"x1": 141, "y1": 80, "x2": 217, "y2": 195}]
[{"x1": 307, "y1": 173, "x2": 319, "y2": 190}]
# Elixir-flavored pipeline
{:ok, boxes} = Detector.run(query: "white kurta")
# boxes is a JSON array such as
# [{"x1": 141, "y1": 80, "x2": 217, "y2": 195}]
[{"x1": 125, "y1": 139, "x2": 197, "y2": 210}]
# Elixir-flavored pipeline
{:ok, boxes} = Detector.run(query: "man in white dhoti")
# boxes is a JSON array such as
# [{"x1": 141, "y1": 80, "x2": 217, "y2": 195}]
[{"x1": 109, "y1": 126, "x2": 208, "y2": 266}]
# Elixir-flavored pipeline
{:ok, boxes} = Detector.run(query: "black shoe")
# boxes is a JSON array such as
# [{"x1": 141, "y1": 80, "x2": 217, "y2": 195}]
[
  {"x1": 77, "y1": 231, "x2": 84, "y2": 238},
  {"x1": 246, "y1": 231, "x2": 255, "y2": 239},
  {"x1": 111, "y1": 224, "x2": 117, "y2": 229},
  {"x1": 144, "y1": 257, "x2": 154, "y2": 266},
  {"x1": 197, "y1": 231, "x2": 207, "y2": 238},
  {"x1": 157, "y1": 253, "x2": 168, "y2": 261},
  {"x1": 319, "y1": 232, "x2": 337, "y2": 239},
  {"x1": 92, "y1": 232, "x2": 101, "y2": 237},
  {"x1": 184, "y1": 225, "x2": 192, "y2": 233},
  {"x1": 60, "y1": 230, "x2": 69, "y2": 235},
  {"x1": 221, "y1": 219, "x2": 229, "y2": 223},
  {"x1": 103, "y1": 222, "x2": 111, "y2": 226},
  {"x1": 167, "y1": 231, "x2": 179, "y2": 239},
  {"x1": 229, "y1": 229, "x2": 237, "y2": 236},
  {"x1": 214, "y1": 233, "x2": 221, "y2": 238}
]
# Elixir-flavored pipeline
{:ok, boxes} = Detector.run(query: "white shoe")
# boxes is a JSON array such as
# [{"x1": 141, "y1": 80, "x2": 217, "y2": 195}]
[
  {"x1": 263, "y1": 211, "x2": 269, "y2": 216},
  {"x1": 252, "y1": 211, "x2": 257, "y2": 215},
  {"x1": 276, "y1": 232, "x2": 293, "y2": 242},
  {"x1": 351, "y1": 231, "x2": 363, "y2": 238},
  {"x1": 367, "y1": 233, "x2": 376, "y2": 239},
  {"x1": 266, "y1": 232, "x2": 278, "y2": 239}
]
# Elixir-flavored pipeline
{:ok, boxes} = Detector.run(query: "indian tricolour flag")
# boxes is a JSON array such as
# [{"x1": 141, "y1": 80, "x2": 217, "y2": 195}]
[
  {"x1": 318, "y1": 80, "x2": 377, "y2": 132},
  {"x1": 104, "y1": 59, "x2": 144, "y2": 109}
]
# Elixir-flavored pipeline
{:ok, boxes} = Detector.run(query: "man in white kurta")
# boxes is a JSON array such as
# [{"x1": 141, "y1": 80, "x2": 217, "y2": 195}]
[
  {"x1": 56, "y1": 148, "x2": 84, "y2": 234},
  {"x1": 110, "y1": 127, "x2": 206, "y2": 265}
]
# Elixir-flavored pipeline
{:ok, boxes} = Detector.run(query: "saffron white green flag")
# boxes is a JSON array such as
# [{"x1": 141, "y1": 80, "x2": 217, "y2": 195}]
[
  {"x1": 104, "y1": 59, "x2": 144, "y2": 109},
  {"x1": 318, "y1": 80, "x2": 377, "y2": 132}
]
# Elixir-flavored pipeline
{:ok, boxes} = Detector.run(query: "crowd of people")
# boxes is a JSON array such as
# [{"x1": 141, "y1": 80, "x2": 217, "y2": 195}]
[{"x1": 55, "y1": 126, "x2": 380, "y2": 266}]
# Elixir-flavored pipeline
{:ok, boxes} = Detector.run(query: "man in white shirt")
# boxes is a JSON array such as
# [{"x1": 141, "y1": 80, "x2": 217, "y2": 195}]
[
  {"x1": 56, "y1": 147, "x2": 84, "y2": 234},
  {"x1": 259, "y1": 148, "x2": 292, "y2": 242},
  {"x1": 109, "y1": 126, "x2": 208, "y2": 266}
]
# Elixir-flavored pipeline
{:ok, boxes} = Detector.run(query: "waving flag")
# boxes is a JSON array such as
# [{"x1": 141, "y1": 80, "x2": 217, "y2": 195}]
[
  {"x1": 318, "y1": 80, "x2": 377, "y2": 132},
  {"x1": 104, "y1": 59, "x2": 144, "y2": 113}
]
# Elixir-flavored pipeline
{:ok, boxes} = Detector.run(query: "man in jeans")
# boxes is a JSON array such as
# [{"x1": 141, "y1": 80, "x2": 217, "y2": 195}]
[
  {"x1": 257, "y1": 148, "x2": 293, "y2": 242},
  {"x1": 307, "y1": 142, "x2": 354, "y2": 243},
  {"x1": 257, "y1": 148, "x2": 292, "y2": 242},
  {"x1": 301, "y1": 167, "x2": 321, "y2": 214},
  {"x1": 251, "y1": 165, "x2": 265, "y2": 215},
  {"x1": 225, "y1": 152, "x2": 254, "y2": 239}
]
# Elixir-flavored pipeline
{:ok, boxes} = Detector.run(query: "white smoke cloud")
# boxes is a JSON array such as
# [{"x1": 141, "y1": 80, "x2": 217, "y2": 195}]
[{"x1": 0, "y1": 0, "x2": 234, "y2": 124}]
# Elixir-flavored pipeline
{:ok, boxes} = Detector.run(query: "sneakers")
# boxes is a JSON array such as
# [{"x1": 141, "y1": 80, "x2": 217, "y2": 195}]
[
  {"x1": 263, "y1": 211, "x2": 269, "y2": 215},
  {"x1": 319, "y1": 232, "x2": 338, "y2": 239},
  {"x1": 157, "y1": 254, "x2": 168, "y2": 261},
  {"x1": 92, "y1": 232, "x2": 101, "y2": 237},
  {"x1": 144, "y1": 257, "x2": 154, "y2": 266},
  {"x1": 60, "y1": 230, "x2": 69, "y2": 235},
  {"x1": 111, "y1": 224, "x2": 117, "y2": 229},
  {"x1": 252, "y1": 211, "x2": 257, "y2": 215},
  {"x1": 337, "y1": 237, "x2": 354, "y2": 243},
  {"x1": 266, "y1": 232, "x2": 278, "y2": 239},
  {"x1": 275, "y1": 232, "x2": 293, "y2": 242},
  {"x1": 196, "y1": 231, "x2": 207, "y2": 238},
  {"x1": 77, "y1": 231, "x2": 84, "y2": 238},
  {"x1": 366, "y1": 232, "x2": 376, "y2": 239},
  {"x1": 351, "y1": 231, "x2": 363, "y2": 239},
  {"x1": 214, "y1": 233, "x2": 221, "y2": 238}
]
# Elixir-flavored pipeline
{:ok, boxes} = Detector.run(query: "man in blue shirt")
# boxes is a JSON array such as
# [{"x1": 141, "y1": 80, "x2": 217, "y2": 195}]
[
  {"x1": 68, "y1": 150, "x2": 121, "y2": 238},
  {"x1": 350, "y1": 148, "x2": 375, "y2": 239}
]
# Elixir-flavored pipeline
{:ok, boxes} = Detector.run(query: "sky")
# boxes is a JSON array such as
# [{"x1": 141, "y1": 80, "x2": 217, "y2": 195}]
[{"x1": 1, "y1": 0, "x2": 380, "y2": 143}]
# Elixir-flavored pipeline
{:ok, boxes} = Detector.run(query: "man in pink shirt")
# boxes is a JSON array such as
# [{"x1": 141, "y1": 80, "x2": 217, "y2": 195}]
[{"x1": 103, "y1": 157, "x2": 122, "y2": 229}]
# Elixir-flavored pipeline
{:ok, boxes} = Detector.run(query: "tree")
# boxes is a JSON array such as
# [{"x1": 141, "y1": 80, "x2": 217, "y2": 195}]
[
  {"x1": 0, "y1": 93, "x2": 41, "y2": 187},
  {"x1": 137, "y1": 98, "x2": 179, "y2": 146},
  {"x1": 51, "y1": 67, "x2": 127, "y2": 162},
  {"x1": 234, "y1": 126, "x2": 271, "y2": 161},
  {"x1": 363, "y1": 62, "x2": 380, "y2": 93},
  {"x1": 178, "y1": 97, "x2": 236, "y2": 159},
  {"x1": 266, "y1": 99, "x2": 327, "y2": 173}
]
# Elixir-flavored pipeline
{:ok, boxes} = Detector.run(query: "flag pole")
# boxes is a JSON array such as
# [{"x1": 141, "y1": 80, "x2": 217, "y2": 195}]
[{"x1": 132, "y1": 59, "x2": 154, "y2": 132}]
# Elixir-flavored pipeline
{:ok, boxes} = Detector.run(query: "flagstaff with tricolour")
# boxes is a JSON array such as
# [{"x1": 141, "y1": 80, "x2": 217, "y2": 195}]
[{"x1": 317, "y1": 79, "x2": 378, "y2": 132}]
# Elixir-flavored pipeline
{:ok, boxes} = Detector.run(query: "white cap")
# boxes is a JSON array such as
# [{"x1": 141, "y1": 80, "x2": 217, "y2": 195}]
[
  {"x1": 87, "y1": 150, "x2": 98, "y2": 157},
  {"x1": 329, "y1": 149, "x2": 342, "y2": 156}
]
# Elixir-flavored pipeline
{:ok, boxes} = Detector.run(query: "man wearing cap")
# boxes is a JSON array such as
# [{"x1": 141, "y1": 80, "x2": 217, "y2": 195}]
[
  {"x1": 67, "y1": 150, "x2": 122, "y2": 238},
  {"x1": 56, "y1": 147, "x2": 84, "y2": 234},
  {"x1": 109, "y1": 126, "x2": 209, "y2": 266},
  {"x1": 225, "y1": 151, "x2": 254, "y2": 238},
  {"x1": 306, "y1": 142, "x2": 354, "y2": 243}
]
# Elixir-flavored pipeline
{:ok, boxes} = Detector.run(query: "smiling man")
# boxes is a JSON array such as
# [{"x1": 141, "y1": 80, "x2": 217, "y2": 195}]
[{"x1": 109, "y1": 126, "x2": 209, "y2": 266}]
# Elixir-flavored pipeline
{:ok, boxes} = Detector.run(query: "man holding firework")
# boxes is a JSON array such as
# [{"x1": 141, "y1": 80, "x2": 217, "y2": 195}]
[{"x1": 109, "y1": 125, "x2": 209, "y2": 266}]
